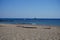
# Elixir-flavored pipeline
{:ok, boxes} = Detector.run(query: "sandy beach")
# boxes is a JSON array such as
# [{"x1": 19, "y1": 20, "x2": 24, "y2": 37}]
[{"x1": 0, "y1": 24, "x2": 60, "y2": 40}]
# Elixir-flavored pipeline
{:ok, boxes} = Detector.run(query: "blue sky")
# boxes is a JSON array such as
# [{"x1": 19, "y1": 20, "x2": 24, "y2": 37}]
[{"x1": 0, "y1": 0, "x2": 60, "y2": 18}]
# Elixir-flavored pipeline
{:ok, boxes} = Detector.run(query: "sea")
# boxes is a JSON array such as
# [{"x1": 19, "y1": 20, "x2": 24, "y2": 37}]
[{"x1": 0, "y1": 18, "x2": 60, "y2": 26}]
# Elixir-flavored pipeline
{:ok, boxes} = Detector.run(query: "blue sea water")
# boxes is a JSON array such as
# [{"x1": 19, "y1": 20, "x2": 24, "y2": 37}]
[{"x1": 0, "y1": 18, "x2": 60, "y2": 26}]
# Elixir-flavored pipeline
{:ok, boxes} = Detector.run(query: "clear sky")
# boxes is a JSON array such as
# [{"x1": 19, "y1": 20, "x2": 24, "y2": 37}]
[{"x1": 0, "y1": 0, "x2": 60, "y2": 18}]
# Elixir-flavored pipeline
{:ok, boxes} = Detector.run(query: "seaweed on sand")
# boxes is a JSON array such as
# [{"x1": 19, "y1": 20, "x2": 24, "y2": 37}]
[
  {"x1": 22, "y1": 26, "x2": 37, "y2": 29},
  {"x1": 43, "y1": 27, "x2": 51, "y2": 29},
  {"x1": 16, "y1": 25, "x2": 37, "y2": 29},
  {"x1": 0, "y1": 25, "x2": 4, "y2": 27}
]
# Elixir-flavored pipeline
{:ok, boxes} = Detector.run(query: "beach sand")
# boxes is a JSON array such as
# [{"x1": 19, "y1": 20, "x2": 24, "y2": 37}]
[{"x1": 0, "y1": 24, "x2": 60, "y2": 40}]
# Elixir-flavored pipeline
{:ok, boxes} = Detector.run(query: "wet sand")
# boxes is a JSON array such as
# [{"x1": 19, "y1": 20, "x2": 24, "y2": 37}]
[{"x1": 0, "y1": 24, "x2": 60, "y2": 40}]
